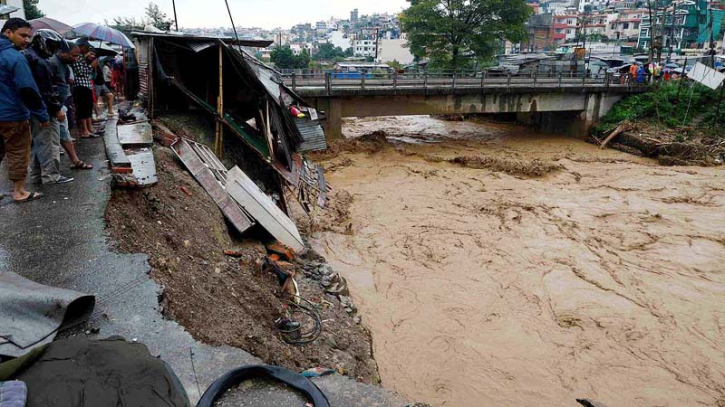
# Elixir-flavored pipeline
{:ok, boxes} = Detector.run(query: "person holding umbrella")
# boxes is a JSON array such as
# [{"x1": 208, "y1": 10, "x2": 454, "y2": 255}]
[{"x1": 71, "y1": 38, "x2": 99, "y2": 138}]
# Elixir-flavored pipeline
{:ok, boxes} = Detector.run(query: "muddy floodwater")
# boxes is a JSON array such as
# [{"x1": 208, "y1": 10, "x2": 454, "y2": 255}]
[{"x1": 308, "y1": 116, "x2": 725, "y2": 407}]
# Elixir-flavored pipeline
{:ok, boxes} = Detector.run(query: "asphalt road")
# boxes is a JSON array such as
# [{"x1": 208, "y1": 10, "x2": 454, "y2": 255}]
[{"x1": 0, "y1": 128, "x2": 406, "y2": 407}]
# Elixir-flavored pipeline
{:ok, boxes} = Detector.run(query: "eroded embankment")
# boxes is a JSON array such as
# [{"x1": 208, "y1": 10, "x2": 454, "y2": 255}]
[{"x1": 304, "y1": 116, "x2": 725, "y2": 407}]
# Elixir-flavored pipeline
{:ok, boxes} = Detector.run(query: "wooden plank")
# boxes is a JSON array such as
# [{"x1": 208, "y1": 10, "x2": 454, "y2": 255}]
[
  {"x1": 103, "y1": 117, "x2": 131, "y2": 168},
  {"x1": 117, "y1": 122, "x2": 153, "y2": 146},
  {"x1": 172, "y1": 139, "x2": 255, "y2": 234},
  {"x1": 226, "y1": 166, "x2": 305, "y2": 252},
  {"x1": 126, "y1": 150, "x2": 157, "y2": 186}
]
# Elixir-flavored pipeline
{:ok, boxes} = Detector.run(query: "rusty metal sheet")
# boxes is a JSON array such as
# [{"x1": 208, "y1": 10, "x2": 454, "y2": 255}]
[{"x1": 172, "y1": 138, "x2": 255, "y2": 234}]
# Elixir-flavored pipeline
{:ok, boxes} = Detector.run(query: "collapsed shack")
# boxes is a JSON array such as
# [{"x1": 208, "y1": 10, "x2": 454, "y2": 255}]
[
  {"x1": 133, "y1": 32, "x2": 328, "y2": 219},
  {"x1": 108, "y1": 33, "x2": 381, "y2": 383}
]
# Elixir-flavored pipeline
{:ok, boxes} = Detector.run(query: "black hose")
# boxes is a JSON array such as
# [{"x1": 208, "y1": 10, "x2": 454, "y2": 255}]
[
  {"x1": 279, "y1": 297, "x2": 323, "y2": 346},
  {"x1": 196, "y1": 365, "x2": 330, "y2": 407}
]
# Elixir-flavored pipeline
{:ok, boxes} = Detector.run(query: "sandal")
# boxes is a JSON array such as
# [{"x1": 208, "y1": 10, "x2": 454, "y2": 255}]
[
  {"x1": 15, "y1": 191, "x2": 44, "y2": 203},
  {"x1": 71, "y1": 160, "x2": 93, "y2": 170}
]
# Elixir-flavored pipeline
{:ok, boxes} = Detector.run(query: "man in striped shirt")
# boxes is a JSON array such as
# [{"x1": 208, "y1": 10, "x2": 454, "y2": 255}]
[{"x1": 70, "y1": 38, "x2": 98, "y2": 138}]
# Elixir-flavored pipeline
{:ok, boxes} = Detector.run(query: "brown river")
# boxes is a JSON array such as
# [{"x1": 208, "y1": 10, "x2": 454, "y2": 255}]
[{"x1": 306, "y1": 116, "x2": 725, "y2": 407}]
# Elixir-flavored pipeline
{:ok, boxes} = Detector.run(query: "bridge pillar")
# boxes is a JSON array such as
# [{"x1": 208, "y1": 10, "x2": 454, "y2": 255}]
[
  {"x1": 579, "y1": 93, "x2": 622, "y2": 138},
  {"x1": 321, "y1": 98, "x2": 343, "y2": 140}
]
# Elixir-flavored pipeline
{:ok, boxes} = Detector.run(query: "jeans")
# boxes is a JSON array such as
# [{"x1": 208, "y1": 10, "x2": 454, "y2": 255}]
[{"x1": 29, "y1": 117, "x2": 61, "y2": 184}]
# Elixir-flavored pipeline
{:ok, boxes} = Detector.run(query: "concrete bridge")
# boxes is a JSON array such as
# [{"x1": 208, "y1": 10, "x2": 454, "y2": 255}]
[{"x1": 282, "y1": 72, "x2": 649, "y2": 138}]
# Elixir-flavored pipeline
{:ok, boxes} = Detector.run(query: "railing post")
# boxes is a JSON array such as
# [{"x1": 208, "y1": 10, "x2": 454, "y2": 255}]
[
  {"x1": 325, "y1": 72, "x2": 331, "y2": 96},
  {"x1": 558, "y1": 71, "x2": 563, "y2": 88},
  {"x1": 393, "y1": 71, "x2": 398, "y2": 92},
  {"x1": 533, "y1": 70, "x2": 538, "y2": 88},
  {"x1": 605, "y1": 72, "x2": 610, "y2": 91},
  {"x1": 361, "y1": 73, "x2": 366, "y2": 90},
  {"x1": 480, "y1": 71, "x2": 485, "y2": 89},
  {"x1": 292, "y1": 73, "x2": 297, "y2": 91},
  {"x1": 423, "y1": 72, "x2": 428, "y2": 94},
  {"x1": 507, "y1": 73, "x2": 512, "y2": 88},
  {"x1": 582, "y1": 70, "x2": 587, "y2": 86},
  {"x1": 452, "y1": 72, "x2": 457, "y2": 89}
]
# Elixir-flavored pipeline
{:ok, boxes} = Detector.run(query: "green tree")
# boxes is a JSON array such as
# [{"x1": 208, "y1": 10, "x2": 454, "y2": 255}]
[
  {"x1": 145, "y1": 2, "x2": 173, "y2": 31},
  {"x1": 23, "y1": 0, "x2": 45, "y2": 19},
  {"x1": 400, "y1": 0, "x2": 532, "y2": 70},
  {"x1": 110, "y1": 2, "x2": 172, "y2": 35},
  {"x1": 270, "y1": 46, "x2": 310, "y2": 69},
  {"x1": 314, "y1": 43, "x2": 348, "y2": 60}
]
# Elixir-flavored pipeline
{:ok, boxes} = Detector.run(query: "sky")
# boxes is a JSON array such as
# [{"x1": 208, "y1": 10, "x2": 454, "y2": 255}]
[{"x1": 40, "y1": 0, "x2": 409, "y2": 30}]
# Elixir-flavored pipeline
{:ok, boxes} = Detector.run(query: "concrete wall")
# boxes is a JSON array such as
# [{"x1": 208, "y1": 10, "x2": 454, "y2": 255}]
[
  {"x1": 377, "y1": 39, "x2": 415, "y2": 65},
  {"x1": 312, "y1": 91, "x2": 623, "y2": 139},
  {"x1": 0, "y1": 0, "x2": 26, "y2": 24}
]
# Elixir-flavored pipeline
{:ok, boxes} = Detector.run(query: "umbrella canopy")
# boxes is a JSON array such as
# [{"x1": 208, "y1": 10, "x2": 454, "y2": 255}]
[
  {"x1": 68, "y1": 38, "x2": 119, "y2": 57},
  {"x1": 29, "y1": 18, "x2": 73, "y2": 35},
  {"x1": 72, "y1": 23, "x2": 134, "y2": 48}
]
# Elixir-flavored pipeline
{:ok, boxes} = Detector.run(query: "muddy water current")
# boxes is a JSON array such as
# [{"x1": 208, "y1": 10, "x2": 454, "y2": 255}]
[{"x1": 308, "y1": 116, "x2": 725, "y2": 407}]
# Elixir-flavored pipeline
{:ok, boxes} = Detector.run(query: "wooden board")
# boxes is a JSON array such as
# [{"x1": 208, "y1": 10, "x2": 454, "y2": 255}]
[
  {"x1": 117, "y1": 122, "x2": 153, "y2": 146},
  {"x1": 126, "y1": 149, "x2": 158, "y2": 186},
  {"x1": 172, "y1": 138, "x2": 255, "y2": 234},
  {"x1": 226, "y1": 166, "x2": 305, "y2": 252}
]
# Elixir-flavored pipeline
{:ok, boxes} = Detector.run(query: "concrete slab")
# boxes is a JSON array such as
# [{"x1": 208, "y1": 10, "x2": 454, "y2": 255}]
[
  {"x1": 126, "y1": 149, "x2": 158, "y2": 186},
  {"x1": 117, "y1": 122, "x2": 153, "y2": 146}
]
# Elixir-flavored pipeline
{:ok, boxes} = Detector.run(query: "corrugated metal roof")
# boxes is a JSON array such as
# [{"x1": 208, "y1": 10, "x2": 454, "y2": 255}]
[
  {"x1": 295, "y1": 118, "x2": 327, "y2": 153},
  {"x1": 0, "y1": 5, "x2": 19, "y2": 14},
  {"x1": 188, "y1": 41, "x2": 216, "y2": 53}
]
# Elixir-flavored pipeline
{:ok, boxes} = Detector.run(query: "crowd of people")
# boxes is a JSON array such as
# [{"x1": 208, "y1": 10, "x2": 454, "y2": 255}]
[{"x1": 0, "y1": 17, "x2": 123, "y2": 203}]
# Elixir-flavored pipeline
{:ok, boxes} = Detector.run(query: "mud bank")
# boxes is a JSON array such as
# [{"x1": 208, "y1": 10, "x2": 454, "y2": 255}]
[{"x1": 307, "y1": 116, "x2": 725, "y2": 407}]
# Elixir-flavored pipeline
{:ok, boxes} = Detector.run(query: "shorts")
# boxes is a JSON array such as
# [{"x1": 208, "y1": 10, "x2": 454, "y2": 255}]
[
  {"x1": 95, "y1": 84, "x2": 110, "y2": 97},
  {"x1": 0, "y1": 120, "x2": 32, "y2": 181},
  {"x1": 59, "y1": 106, "x2": 71, "y2": 142},
  {"x1": 73, "y1": 87, "x2": 93, "y2": 120}
]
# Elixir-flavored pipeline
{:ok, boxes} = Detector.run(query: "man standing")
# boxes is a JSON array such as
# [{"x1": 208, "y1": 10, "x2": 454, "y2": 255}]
[
  {"x1": 49, "y1": 43, "x2": 92, "y2": 170},
  {"x1": 0, "y1": 18, "x2": 47, "y2": 202},
  {"x1": 94, "y1": 58, "x2": 114, "y2": 117},
  {"x1": 71, "y1": 38, "x2": 98, "y2": 138},
  {"x1": 25, "y1": 29, "x2": 74, "y2": 185}
]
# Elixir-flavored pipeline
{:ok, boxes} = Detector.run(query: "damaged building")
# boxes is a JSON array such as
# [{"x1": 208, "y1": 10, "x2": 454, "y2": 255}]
[{"x1": 131, "y1": 32, "x2": 330, "y2": 251}]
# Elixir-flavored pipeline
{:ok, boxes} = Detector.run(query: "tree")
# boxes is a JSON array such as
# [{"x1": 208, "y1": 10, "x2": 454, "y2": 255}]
[
  {"x1": 270, "y1": 46, "x2": 310, "y2": 69},
  {"x1": 110, "y1": 2, "x2": 172, "y2": 35},
  {"x1": 145, "y1": 2, "x2": 173, "y2": 31},
  {"x1": 314, "y1": 43, "x2": 348, "y2": 61},
  {"x1": 23, "y1": 0, "x2": 44, "y2": 19},
  {"x1": 400, "y1": 0, "x2": 532, "y2": 70}
]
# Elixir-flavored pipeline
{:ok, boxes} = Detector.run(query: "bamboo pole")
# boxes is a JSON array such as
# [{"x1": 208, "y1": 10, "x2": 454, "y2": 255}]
[{"x1": 215, "y1": 43, "x2": 224, "y2": 158}]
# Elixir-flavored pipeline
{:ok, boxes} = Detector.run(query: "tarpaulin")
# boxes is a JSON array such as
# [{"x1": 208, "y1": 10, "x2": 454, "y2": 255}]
[{"x1": 0, "y1": 272, "x2": 95, "y2": 358}]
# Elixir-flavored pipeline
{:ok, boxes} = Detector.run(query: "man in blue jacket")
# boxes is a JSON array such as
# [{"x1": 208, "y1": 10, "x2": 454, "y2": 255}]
[{"x1": 0, "y1": 18, "x2": 48, "y2": 202}]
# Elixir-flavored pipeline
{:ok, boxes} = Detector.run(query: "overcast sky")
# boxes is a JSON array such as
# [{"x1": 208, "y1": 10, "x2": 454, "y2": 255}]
[{"x1": 40, "y1": 0, "x2": 409, "y2": 30}]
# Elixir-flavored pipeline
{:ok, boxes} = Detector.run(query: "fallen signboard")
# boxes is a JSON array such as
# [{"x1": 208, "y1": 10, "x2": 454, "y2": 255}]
[{"x1": 687, "y1": 62, "x2": 725, "y2": 90}]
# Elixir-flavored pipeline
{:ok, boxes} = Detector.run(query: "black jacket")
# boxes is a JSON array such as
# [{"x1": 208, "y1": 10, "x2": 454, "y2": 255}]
[{"x1": 23, "y1": 48, "x2": 61, "y2": 117}]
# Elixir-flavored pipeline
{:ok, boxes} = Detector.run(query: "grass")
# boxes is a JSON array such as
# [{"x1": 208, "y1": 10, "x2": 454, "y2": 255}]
[{"x1": 595, "y1": 81, "x2": 725, "y2": 137}]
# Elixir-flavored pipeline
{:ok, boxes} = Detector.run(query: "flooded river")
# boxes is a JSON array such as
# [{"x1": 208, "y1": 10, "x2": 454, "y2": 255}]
[{"x1": 308, "y1": 116, "x2": 725, "y2": 407}]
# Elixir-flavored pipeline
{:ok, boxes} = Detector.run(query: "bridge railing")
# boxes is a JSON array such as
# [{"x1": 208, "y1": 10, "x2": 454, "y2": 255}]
[{"x1": 282, "y1": 70, "x2": 649, "y2": 94}]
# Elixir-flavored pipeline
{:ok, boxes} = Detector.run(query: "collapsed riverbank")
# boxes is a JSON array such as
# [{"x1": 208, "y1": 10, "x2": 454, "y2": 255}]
[{"x1": 304, "y1": 116, "x2": 725, "y2": 407}]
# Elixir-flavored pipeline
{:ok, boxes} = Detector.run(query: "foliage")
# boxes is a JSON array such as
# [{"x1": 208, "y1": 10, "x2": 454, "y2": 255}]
[
  {"x1": 314, "y1": 43, "x2": 349, "y2": 61},
  {"x1": 595, "y1": 81, "x2": 724, "y2": 135},
  {"x1": 387, "y1": 60, "x2": 404, "y2": 70},
  {"x1": 110, "y1": 2, "x2": 173, "y2": 35},
  {"x1": 23, "y1": 0, "x2": 44, "y2": 19},
  {"x1": 399, "y1": 0, "x2": 532, "y2": 71},
  {"x1": 145, "y1": 3, "x2": 174, "y2": 31},
  {"x1": 270, "y1": 46, "x2": 310, "y2": 69}
]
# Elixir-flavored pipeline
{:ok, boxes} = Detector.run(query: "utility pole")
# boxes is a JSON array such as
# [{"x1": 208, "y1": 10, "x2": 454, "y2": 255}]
[
  {"x1": 647, "y1": 0, "x2": 655, "y2": 64},
  {"x1": 668, "y1": 2, "x2": 677, "y2": 62},
  {"x1": 374, "y1": 27, "x2": 380, "y2": 62},
  {"x1": 172, "y1": 0, "x2": 178, "y2": 31}
]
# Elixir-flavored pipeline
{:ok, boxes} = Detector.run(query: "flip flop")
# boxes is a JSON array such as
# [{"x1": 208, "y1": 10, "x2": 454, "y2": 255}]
[
  {"x1": 71, "y1": 160, "x2": 93, "y2": 170},
  {"x1": 15, "y1": 191, "x2": 44, "y2": 203}
]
